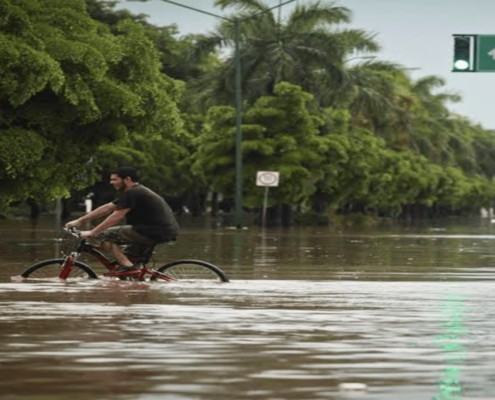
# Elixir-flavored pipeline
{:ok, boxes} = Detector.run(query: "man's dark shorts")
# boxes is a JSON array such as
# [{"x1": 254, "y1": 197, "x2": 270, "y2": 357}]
[{"x1": 95, "y1": 225, "x2": 157, "y2": 258}]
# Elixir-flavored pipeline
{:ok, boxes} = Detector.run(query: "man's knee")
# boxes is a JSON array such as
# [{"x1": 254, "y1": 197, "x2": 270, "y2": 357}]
[{"x1": 100, "y1": 241, "x2": 116, "y2": 252}]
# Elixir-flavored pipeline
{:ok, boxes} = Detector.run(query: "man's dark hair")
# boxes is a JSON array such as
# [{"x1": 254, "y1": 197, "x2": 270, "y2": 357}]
[{"x1": 111, "y1": 166, "x2": 139, "y2": 181}]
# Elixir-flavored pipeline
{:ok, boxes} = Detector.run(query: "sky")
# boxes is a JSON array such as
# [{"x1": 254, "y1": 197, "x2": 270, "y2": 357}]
[{"x1": 116, "y1": 0, "x2": 495, "y2": 129}]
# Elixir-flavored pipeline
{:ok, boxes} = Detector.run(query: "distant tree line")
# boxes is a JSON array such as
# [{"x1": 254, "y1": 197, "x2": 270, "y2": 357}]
[{"x1": 1, "y1": 0, "x2": 495, "y2": 225}]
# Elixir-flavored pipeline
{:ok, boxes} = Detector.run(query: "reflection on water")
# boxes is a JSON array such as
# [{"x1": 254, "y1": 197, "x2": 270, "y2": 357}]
[
  {"x1": 1, "y1": 217, "x2": 495, "y2": 399},
  {"x1": 434, "y1": 293, "x2": 467, "y2": 400}
]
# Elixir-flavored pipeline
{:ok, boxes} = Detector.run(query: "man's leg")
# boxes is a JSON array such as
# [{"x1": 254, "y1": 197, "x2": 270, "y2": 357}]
[
  {"x1": 100, "y1": 241, "x2": 133, "y2": 267},
  {"x1": 95, "y1": 226, "x2": 155, "y2": 271}
]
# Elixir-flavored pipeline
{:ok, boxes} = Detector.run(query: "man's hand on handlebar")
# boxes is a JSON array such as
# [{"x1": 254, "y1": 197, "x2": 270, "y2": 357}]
[
  {"x1": 64, "y1": 219, "x2": 95, "y2": 239},
  {"x1": 64, "y1": 226, "x2": 94, "y2": 239},
  {"x1": 79, "y1": 230, "x2": 94, "y2": 239},
  {"x1": 65, "y1": 219, "x2": 82, "y2": 229}
]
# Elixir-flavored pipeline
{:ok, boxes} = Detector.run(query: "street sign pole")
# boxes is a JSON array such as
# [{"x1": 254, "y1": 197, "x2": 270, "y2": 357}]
[
  {"x1": 262, "y1": 186, "x2": 269, "y2": 228},
  {"x1": 256, "y1": 171, "x2": 280, "y2": 229}
]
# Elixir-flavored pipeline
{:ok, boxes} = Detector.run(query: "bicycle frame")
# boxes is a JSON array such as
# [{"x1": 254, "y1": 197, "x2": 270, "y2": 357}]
[
  {"x1": 58, "y1": 240, "x2": 92, "y2": 279},
  {"x1": 58, "y1": 232, "x2": 175, "y2": 282},
  {"x1": 58, "y1": 254, "x2": 75, "y2": 280},
  {"x1": 134, "y1": 267, "x2": 175, "y2": 282}
]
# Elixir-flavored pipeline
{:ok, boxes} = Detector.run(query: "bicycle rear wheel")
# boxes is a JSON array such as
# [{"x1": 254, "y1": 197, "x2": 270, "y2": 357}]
[
  {"x1": 20, "y1": 258, "x2": 98, "y2": 280},
  {"x1": 153, "y1": 259, "x2": 229, "y2": 282}
]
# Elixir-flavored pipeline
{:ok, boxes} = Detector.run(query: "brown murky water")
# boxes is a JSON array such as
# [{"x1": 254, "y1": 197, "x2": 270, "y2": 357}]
[{"x1": 1, "y1": 216, "x2": 495, "y2": 399}]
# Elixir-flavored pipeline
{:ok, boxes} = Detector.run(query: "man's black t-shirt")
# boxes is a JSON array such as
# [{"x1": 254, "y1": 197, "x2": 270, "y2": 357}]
[{"x1": 112, "y1": 184, "x2": 179, "y2": 242}]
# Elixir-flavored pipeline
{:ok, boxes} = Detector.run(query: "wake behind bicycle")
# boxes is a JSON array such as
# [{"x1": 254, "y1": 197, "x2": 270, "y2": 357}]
[{"x1": 18, "y1": 227, "x2": 230, "y2": 282}]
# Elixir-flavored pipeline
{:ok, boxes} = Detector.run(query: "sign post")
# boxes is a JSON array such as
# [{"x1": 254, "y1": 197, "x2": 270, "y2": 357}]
[{"x1": 256, "y1": 171, "x2": 280, "y2": 228}]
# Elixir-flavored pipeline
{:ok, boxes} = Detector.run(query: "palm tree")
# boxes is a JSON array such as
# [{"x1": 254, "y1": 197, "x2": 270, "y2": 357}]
[
  {"x1": 392, "y1": 76, "x2": 470, "y2": 166},
  {"x1": 330, "y1": 59, "x2": 407, "y2": 129},
  {"x1": 192, "y1": 0, "x2": 380, "y2": 106}
]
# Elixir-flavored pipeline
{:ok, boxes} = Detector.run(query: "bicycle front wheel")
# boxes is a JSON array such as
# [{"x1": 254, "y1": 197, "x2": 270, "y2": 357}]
[
  {"x1": 154, "y1": 259, "x2": 229, "y2": 282},
  {"x1": 20, "y1": 258, "x2": 98, "y2": 280}
]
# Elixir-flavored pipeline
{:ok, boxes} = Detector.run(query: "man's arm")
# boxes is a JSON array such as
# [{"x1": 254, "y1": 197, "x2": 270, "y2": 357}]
[
  {"x1": 86, "y1": 208, "x2": 130, "y2": 237},
  {"x1": 65, "y1": 202, "x2": 117, "y2": 228}
]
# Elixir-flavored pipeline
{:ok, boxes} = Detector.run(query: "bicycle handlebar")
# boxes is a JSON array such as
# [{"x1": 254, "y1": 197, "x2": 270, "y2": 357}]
[{"x1": 64, "y1": 227, "x2": 81, "y2": 238}]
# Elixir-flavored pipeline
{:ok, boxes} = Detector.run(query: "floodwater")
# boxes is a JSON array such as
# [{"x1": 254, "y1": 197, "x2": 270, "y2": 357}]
[{"x1": 1, "y1": 216, "x2": 495, "y2": 400}]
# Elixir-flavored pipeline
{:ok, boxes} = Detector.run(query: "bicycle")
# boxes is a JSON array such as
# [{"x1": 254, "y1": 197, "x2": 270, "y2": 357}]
[{"x1": 19, "y1": 227, "x2": 230, "y2": 282}]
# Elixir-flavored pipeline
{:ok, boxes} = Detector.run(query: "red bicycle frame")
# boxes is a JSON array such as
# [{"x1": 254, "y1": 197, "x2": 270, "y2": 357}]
[{"x1": 58, "y1": 254, "x2": 75, "y2": 279}]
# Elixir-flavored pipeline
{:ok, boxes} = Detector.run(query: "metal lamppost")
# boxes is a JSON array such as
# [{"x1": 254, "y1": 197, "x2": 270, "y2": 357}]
[{"x1": 159, "y1": 0, "x2": 296, "y2": 228}]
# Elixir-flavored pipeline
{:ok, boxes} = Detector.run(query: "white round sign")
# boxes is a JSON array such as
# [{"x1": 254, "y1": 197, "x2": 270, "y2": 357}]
[{"x1": 256, "y1": 171, "x2": 280, "y2": 187}]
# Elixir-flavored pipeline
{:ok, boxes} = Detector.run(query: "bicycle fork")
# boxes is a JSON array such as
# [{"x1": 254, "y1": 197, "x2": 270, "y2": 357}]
[{"x1": 58, "y1": 252, "x2": 78, "y2": 280}]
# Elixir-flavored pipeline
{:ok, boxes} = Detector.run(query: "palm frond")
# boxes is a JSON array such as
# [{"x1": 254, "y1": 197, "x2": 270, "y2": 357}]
[
  {"x1": 288, "y1": 1, "x2": 351, "y2": 31},
  {"x1": 214, "y1": 0, "x2": 269, "y2": 14}
]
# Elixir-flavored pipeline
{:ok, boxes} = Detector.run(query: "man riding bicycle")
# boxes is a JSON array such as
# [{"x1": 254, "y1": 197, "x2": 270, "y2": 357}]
[{"x1": 65, "y1": 166, "x2": 179, "y2": 276}]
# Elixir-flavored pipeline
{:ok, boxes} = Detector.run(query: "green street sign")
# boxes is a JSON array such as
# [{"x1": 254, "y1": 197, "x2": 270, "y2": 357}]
[{"x1": 477, "y1": 35, "x2": 495, "y2": 72}]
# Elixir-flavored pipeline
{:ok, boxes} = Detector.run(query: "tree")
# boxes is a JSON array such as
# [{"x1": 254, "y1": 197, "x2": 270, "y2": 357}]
[
  {"x1": 0, "y1": 0, "x2": 183, "y2": 209},
  {"x1": 192, "y1": 82, "x2": 326, "y2": 210},
  {"x1": 192, "y1": 0, "x2": 379, "y2": 106}
]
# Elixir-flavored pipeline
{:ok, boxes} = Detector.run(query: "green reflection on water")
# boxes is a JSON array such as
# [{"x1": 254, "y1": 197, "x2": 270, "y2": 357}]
[{"x1": 433, "y1": 293, "x2": 468, "y2": 400}]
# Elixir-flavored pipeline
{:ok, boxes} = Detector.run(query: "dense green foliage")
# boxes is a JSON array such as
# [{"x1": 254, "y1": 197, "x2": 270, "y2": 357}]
[
  {"x1": 2, "y1": 0, "x2": 495, "y2": 223},
  {"x1": 0, "y1": 0, "x2": 183, "y2": 208},
  {"x1": 193, "y1": 83, "x2": 327, "y2": 208}
]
